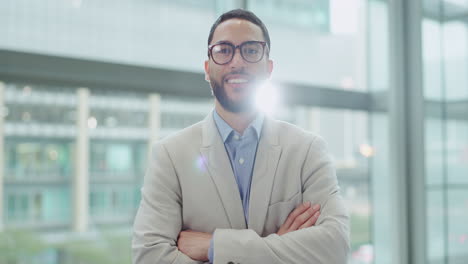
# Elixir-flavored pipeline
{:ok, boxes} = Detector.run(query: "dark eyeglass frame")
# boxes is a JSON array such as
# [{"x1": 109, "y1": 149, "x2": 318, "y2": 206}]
[{"x1": 208, "y1": 41, "x2": 269, "y2": 65}]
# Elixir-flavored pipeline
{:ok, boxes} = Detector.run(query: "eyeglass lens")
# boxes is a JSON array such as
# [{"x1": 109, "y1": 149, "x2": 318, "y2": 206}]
[{"x1": 211, "y1": 42, "x2": 264, "y2": 64}]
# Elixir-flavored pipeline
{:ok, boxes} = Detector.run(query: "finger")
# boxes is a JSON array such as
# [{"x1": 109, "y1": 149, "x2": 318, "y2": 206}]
[
  {"x1": 299, "y1": 210, "x2": 320, "y2": 229},
  {"x1": 287, "y1": 203, "x2": 320, "y2": 231},
  {"x1": 289, "y1": 207, "x2": 316, "y2": 231},
  {"x1": 308, "y1": 204, "x2": 320, "y2": 217},
  {"x1": 282, "y1": 201, "x2": 311, "y2": 229}
]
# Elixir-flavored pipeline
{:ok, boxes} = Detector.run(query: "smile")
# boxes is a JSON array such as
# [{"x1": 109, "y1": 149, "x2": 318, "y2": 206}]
[{"x1": 226, "y1": 78, "x2": 249, "y2": 84}]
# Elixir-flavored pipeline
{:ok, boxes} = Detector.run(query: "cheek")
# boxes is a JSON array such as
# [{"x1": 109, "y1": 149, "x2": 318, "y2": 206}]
[
  {"x1": 251, "y1": 64, "x2": 270, "y2": 78},
  {"x1": 209, "y1": 66, "x2": 225, "y2": 81}
]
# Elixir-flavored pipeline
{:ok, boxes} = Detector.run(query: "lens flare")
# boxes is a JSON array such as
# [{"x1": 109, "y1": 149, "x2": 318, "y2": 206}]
[
  {"x1": 195, "y1": 155, "x2": 208, "y2": 173},
  {"x1": 255, "y1": 81, "x2": 280, "y2": 116},
  {"x1": 359, "y1": 144, "x2": 375, "y2": 158}
]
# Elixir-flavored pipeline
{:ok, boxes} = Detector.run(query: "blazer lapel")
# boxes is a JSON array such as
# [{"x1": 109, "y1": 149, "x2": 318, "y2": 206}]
[
  {"x1": 248, "y1": 117, "x2": 282, "y2": 235},
  {"x1": 199, "y1": 113, "x2": 246, "y2": 229}
]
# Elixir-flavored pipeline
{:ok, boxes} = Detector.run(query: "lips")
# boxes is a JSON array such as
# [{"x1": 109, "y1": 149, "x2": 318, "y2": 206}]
[
  {"x1": 224, "y1": 74, "x2": 251, "y2": 85},
  {"x1": 227, "y1": 78, "x2": 248, "y2": 84}
]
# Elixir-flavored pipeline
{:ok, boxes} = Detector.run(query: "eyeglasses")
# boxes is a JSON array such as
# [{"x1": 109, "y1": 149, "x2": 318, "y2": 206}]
[{"x1": 208, "y1": 41, "x2": 268, "y2": 65}]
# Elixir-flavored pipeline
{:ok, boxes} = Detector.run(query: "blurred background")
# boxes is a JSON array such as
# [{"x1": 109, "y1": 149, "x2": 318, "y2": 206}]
[{"x1": 0, "y1": 0, "x2": 467, "y2": 263}]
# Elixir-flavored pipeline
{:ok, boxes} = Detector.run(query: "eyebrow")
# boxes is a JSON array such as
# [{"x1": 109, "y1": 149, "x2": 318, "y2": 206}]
[
  {"x1": 212, "y1": 40, "x2": 233, "y2": 45},
  {"x1": 212, "y1": 40, "x2": 261, "y2": 45}
]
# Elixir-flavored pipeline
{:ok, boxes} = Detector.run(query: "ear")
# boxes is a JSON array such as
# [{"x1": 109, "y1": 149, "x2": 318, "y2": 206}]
[
  {"x1": 267, "y1": 59, "x2": 274, "y2": 78},
  {"x1": 204, "y1": 60, "x2": 210, "y2": 81}
]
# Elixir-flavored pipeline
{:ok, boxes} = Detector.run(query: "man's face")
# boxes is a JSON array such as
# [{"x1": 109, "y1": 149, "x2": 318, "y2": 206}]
[{"x1": 204, "y1": 19, "x2": 273, "y2": 113}]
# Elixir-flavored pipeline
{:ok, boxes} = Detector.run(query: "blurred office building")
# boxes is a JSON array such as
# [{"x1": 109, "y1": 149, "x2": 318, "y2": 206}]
[{"x1": 0, "y1": 0, "x2": 467, "y2": 264}]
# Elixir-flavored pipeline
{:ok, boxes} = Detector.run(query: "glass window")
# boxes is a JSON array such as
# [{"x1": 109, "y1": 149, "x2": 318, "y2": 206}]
[
  {"x1": 5, "y1": 140, "x2": 74, "y2": 181},
  {"x1": 41, "y1": 187, "x2": 71, "y2": 224},
  {"x1": 0, "y1": 0, "x2": 217, "y2": 72},
  {"x1": 422, "y1": 0, "x2": 468, "y2": 263},
  {"x1": 427, "y1": 189, "x2": 445, "y2": 264},
  {"x1": 0, "y1": 0, "x2": 393, "y2": 263},
  {"x1": 426, "y1": 118, "x2": 445, "y2": 186},
  {"x1": 3, "y1": 82, "x2": 74, "y2": 228},
  {"x1": 90, "y1": 142, "x2": 137, "y2": 178},
  {"x1": 7, "y1": 194, "x2": 15, "y2": 219},
  {"x1": 248, "y1": 0, "x2": 330, "y2": 32},
  {"x1": 274, "y1": 105, "x2": 372, "y2": 263},
  {"x1": 5, "y1": 193, "x2": 28, "y2": 222},
  {"x1": 4, "y1": 83, "x2": 77, "y2": 126},
  {"x1": 448, "y1": 190, "x2": 468, "y2": 263},
  {"x1": 446, "y1": 120, "x2": 468, "y2": 185},
  {"x1": 88, "y1": 91, "x2": 148, "y2": 224},
  {"x1": 248, "y1": 0, "x2": 369, "y2": 90}
]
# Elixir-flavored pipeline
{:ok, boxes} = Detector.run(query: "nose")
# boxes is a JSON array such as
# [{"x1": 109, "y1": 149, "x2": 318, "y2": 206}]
[{"x1": 229, "y1": 47, "x2": 246, "y2": 68}]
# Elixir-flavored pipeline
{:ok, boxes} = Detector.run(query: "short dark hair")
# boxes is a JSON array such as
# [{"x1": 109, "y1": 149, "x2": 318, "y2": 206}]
[{"x1": 207, "y1": 9, "x2": 271, "y2": 51}]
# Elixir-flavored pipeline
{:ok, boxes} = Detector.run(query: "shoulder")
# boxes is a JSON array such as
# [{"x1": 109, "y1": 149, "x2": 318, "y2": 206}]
[{"x1": 154, "y1": 120, "x2": 204, "y2": 150}]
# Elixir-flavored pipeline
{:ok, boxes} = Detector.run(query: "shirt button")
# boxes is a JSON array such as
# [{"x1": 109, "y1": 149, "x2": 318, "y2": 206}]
[
  {"x1": 234, "y1": 135, "x2": 240, "y2": 140},
  {"x1": 239, "y1": 158, "x2": 244, "y2": 164}
]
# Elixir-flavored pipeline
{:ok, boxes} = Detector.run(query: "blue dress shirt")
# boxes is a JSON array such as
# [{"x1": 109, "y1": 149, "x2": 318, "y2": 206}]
[{"x1": 208, "y1": 110, "x2": 264, "y2": 263}]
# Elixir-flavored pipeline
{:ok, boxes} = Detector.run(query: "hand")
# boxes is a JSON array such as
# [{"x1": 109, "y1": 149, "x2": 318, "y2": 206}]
[
  {"x1": 177, "y1": 230, "x2": 212, "y2": 261},
  {"x1": 276, "y1": 201, "x2": 321, "y2": 236}
]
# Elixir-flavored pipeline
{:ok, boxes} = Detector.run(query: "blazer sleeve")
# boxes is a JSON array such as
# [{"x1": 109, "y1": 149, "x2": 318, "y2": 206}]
[
  {"x1": 132, "y1": 143, "x2": 202, "y2": 264},
  {"x1": 212, "y1": 136, "x2": 350, "y2": 264}
]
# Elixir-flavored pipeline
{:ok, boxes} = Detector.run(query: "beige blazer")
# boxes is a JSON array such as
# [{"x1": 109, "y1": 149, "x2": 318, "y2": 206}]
[{"x1": 132, "y1": 113, "x2": 350, "y2": 264}]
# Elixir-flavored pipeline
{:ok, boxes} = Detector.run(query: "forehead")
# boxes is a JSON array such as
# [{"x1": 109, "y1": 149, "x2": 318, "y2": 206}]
[{"x1": 211, "y1": 18, "x2": 265, "y2": 44}]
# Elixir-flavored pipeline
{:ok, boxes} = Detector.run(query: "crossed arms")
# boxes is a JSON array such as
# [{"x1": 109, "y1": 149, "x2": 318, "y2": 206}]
[
  {"x1": 177, "y1": 201, "x2": 322, "y2": 262},
  {"x1": 132, "y1": 136, "x2": 350, "y2": 264}
]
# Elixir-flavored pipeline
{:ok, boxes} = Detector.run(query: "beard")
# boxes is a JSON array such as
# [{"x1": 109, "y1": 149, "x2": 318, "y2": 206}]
[{"x1": 209, "y1": 76, "x2": 256, "y2": 113}]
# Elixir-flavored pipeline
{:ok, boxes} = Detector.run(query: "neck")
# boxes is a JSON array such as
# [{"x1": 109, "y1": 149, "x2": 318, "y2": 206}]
[{"x1": 215, "y1": 102, "x2": 257, "y2": 135}]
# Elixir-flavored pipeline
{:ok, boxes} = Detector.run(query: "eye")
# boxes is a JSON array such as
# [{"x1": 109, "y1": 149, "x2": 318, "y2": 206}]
[
  {"x1": 219, "y1": 48, "x2": 231, "y2": 54},
  {"x1": 213, "y1": 45, "x2": 232, "y2": 55},
  {"x1": 245, "y1": 48, "x2": 259, "y2": 55},
  {"x1": 242, "y1": 42, "x2": 262, "y2": 56}
]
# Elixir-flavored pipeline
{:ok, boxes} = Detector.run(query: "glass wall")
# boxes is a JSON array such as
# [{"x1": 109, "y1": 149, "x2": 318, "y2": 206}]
[
  {"x1": 1, "y1": 0, "x2": 443, "y2": 264},
  {"x1": 249, "y1": 0, "x2": 368, "y2": 90},
  {"x1": 422, "y1": 0, "x2": 468, "y2": 263},
  {"x1": 308, "y1": 108, "x2": 372, "y2": 263},
  {"x1": 88, "y1": 92, "x2": 149, "y2": 225},
  {"x1": 367, "y1": 0, "x2": 392, "y2": 263},
  {"x1": 3, "y1": 83, "x2": 75, "y2": 228},
  {"x1": 0, "y1": 0, "x2": 217, "y2": 72}
]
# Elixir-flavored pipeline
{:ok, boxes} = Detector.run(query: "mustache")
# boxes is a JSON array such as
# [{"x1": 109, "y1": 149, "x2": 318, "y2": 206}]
[
  {"x1": 228, "y1": 69, "x2": 246, "y2": 75},
  {"x1": 223, "y1": 70, "x2": 253, "y2": 81}
]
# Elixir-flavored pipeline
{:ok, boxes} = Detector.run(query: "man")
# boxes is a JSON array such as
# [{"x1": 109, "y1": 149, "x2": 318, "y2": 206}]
[{"x1": 133, "y1": 9, "x2": 349, "y2": 264}]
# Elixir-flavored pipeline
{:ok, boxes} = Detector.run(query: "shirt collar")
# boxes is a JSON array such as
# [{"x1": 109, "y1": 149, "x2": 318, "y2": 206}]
[{"x1": 213, "y1": 110, "x2": 264, "y2": 143}]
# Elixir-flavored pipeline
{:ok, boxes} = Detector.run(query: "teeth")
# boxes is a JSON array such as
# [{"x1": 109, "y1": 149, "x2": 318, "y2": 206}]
[{"x1": 227, "y1": 79, "x2": 248, "y2": 84}]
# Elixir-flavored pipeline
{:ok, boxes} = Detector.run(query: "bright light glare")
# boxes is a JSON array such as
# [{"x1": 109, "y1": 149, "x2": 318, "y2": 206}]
[
  {"x1": 88, "y1": 116, "x2": 97, "y2": 129},
  {"x1": 255, "y1": 81, "x2": 280, "y2": 116},
  {"x1": 330, "y1": 0, "x2": 360, "y2": 34},
  {"x1": 359, "y1": 143, "x2": 375, "y2": 158}
]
